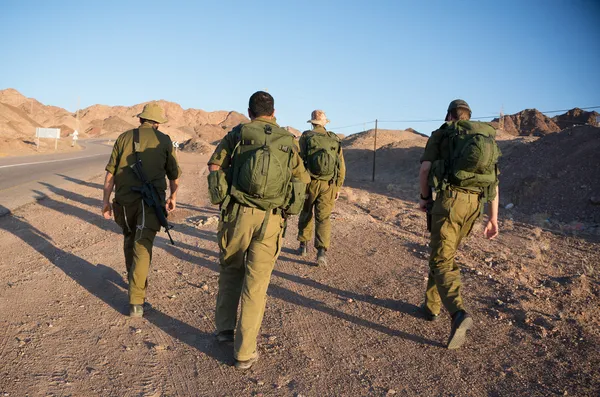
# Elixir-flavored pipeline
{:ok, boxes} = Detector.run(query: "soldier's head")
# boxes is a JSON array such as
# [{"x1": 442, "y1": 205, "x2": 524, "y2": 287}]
[
  {"x1": 446, "y1": 99, "x2": 471, "y2": 121},
  {"x1": 307, "y1": 110, "x2": 330, "y2": 128},
  {"x1": 248, "y1": 91, "x2": 275, "y2": 119},
  {"x1": 137, "y1": 102, "x2": 168, "y2": 126}
]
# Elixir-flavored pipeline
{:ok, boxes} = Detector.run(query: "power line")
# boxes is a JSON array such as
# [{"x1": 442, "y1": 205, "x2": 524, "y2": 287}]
[{"x1": 330, "y1": 106, "x2": 600, "y2": 129}]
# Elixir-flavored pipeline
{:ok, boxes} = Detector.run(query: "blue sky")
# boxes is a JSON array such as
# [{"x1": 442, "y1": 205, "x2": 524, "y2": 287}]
[{"x1": 1, "y1": 0, "x2": 599, "y2": 135}]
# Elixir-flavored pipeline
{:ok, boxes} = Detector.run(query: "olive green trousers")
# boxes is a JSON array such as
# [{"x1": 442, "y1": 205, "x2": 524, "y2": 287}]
[
  {"x1": 425, "y1": 189, "x2": 481, "y2": 316},
  {"x1": 215, "y1": 204, "x2": 284, "y2": 361},
  {"x1": 297, "y1": 179, "x2": 337, "y2": 249},
  {"x1": 113, "y1": 200, "x2": 160, "y2": 305}
]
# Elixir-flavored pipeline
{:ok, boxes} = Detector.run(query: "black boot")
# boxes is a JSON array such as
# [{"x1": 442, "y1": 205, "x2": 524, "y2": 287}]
[
  {"x1": 299, "y1": 242, "x2": 308, "y2": 257},
  {"x1": 316, "y1": 248, "x2": 327, "y2": 267},
  {"x1": 447, "y1": 310, "x2": 473, "y2": 349}
]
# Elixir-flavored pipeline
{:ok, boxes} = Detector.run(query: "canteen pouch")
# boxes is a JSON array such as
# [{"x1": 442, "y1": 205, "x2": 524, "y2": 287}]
[{"x1": 208, "y1": 169, "x2": 229, "y2": 205}]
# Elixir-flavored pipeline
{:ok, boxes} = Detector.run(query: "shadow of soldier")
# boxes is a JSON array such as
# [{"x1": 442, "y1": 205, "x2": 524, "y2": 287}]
[
  {"x1": 0, "y1": 204, "x2": 229, "y2": 364},
  {"x1": 28, "y1": 182, "x2": 442, "y2": 349}
]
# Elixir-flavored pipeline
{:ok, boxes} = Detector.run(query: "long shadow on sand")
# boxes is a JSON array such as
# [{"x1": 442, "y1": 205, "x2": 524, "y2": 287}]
[
  {"x1": 22, "y1": 182, "x2": 441, "y2": 348},
  {"x1": 0, "y1": 203, "x2": 230, "y2": 364}
]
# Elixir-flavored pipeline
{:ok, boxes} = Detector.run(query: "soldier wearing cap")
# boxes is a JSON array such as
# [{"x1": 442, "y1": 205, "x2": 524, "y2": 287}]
[
  {"x1": 297, "y1": 110, "x2": 346, "y2": 266},
  {"x1": 418, "y1": 99, "x2": 499, "y2": 348},
  {"x1": 102, "y1": 102, "x2": 181, "y2": 318}
]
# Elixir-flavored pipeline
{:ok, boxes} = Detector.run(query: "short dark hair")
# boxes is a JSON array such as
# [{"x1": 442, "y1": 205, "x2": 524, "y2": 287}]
[
  {"x1": 248, "y1": 91, "x2": 274, "y2": 118},
  {"x1": 450, "y1": 107, "x2": 471, "y2": 121}
]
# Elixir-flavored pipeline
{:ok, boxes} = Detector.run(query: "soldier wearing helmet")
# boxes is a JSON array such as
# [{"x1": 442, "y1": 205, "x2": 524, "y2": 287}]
[
  {"x1": 418, "y1": 99, "x2": 500, "y2": 349},
  {"x1": 102, "y1": 102, "x2": 181, "y2": 318}
]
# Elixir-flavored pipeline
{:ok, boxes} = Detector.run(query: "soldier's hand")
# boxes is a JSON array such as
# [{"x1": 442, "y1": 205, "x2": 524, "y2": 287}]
[
  {"x1": 102, "y1": 202, "x2": 112, "y2": 219},
  {"x1": 483, "y1": 219, "x2": 499, "y2": 240},
  {"x1": 166, "y1": 196, "x2": 177, "y2": 213},
  {"x1": 335, "y1": 191, "x2": 340, "y2": 201}
]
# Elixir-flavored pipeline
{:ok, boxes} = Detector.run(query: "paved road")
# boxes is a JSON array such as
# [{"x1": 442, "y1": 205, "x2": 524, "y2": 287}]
[{"x1": 0, "y1": 140, "x2": 113, "y2": 215}]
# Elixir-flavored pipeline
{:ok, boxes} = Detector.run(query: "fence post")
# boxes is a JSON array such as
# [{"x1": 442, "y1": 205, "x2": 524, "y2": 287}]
[{"x1": 372, "y1": 119, "x2": 378, "y2": 182}]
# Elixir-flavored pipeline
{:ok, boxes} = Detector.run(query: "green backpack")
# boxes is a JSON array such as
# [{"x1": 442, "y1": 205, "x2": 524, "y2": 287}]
[
  {"x1": 229, "y1": 122, "x2": 299, "y2": 212},
  {"x1": 304, "y1": 130, "x2": 341, "y2": 181},
  {"x1": 429, "y1": 120, "x2": 501, "y2": 202}
]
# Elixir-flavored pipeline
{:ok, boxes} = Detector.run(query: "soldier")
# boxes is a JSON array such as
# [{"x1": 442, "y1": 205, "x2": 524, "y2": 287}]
[
  {"x1": 102, "y1": 102, "x2": 181, "y2": 318},
  {"x1": 207, "y1": 91, "x2": 310, "y2": 370},
  {"x1": 297, "y1": 110, "x2": 346, "y2": 266},
  {"x1": 418, "y1": 99, "x2": 500, "y2": 349}
]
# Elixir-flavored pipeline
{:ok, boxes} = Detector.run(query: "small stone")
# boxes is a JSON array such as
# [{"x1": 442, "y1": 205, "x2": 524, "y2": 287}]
[
  {"x1": 387, "y1": 389, "x2": 397, "y2": 395},
  {"x1": 496, "y1": 299, "x2": 504, "y2": 306},
  {"x1": 476, "y1": 271, "x2": 483, "y2": 276},
  {"x1": 168, "y1": 294, "x2": 177, "y2": 299},
  {"x1": 257, "y1": 381, "x2": 264, "y2": 386},
  {"x1": 347, "y1": 298, "x2": 354, "y2": 303},
  {"x1": 267, "y1": 335, "x2": 277, "y2": 342},
  {"x1": 134, "y1": 328, "x2": 142, "y2": 334},
  {"x1": 152, "y1": 344, "x2": 167, "y2": 351},
  {"x1": 505, "y1": 203, "x2": 514, "y2": 209},
  {"x1": 484, "y1": 257, "x2": 493, "y2": 263},
  {"x1": 590, "y1": 197, "x2": 600, "y2": 206}
]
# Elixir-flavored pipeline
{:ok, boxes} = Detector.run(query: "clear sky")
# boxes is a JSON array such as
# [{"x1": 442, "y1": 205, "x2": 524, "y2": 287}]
[{"x1": 1, "y1": 0, "x2": 599, "y2": 135}]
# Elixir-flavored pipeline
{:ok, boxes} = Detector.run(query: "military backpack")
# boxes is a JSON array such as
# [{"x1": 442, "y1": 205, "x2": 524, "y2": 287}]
[
  {"x1": 304, "y1": 130, "x2": 341, "y2": 182},
  {"x1": 228, "y1": 122, "x2": 303, "y2": 213},
  {"x1": 429, "y1": 120, "x2": 501, "y2": 202}
]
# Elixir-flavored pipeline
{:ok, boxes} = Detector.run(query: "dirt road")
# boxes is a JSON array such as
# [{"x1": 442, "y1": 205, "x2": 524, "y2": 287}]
[{"x1": 0, "y1": 152, "x2": 598, "y2": 396}]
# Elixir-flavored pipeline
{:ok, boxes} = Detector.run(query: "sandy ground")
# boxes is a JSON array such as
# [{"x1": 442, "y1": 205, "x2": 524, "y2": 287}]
[{"x1": 0, "y1": 152, "x2": 598, "y2": 397}]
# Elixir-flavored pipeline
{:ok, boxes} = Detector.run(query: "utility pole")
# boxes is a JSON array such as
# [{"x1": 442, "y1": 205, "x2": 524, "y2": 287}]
[
  {"x1": 499, "y1": 105, "x2": 504, "y2": 131},
  {"x1": 372, "y1": 119, "x2": 378, "y2": 182}
]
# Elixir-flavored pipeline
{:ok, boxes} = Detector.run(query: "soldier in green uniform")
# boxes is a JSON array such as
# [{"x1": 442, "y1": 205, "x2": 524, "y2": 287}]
[
  {"x1": 418, "y1": 99, "x2": 500, "y2": 349},
  {"x1": 297, "y1": 110, "x2": 346, "y2": 266},
  {"x1": 207, "y1": 91, "x2": 310, "y2": 370},
  {"x1": 102, "y1": 102, "x2": 181, "y2": 318}
]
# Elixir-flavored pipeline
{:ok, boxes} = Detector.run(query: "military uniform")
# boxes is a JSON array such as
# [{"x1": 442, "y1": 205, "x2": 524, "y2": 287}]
[
  {"x1": 106, "y1": 117, "x2": 181, "y2": 307},
  {"x1": 297, "y1": 125, "x2": 346, "y2": 250},
  {"x1": 421, "y1": 124, "x2": 484, "y2": 316},
  {"x1": 209, "y1": 116, "x2": 310, "y2": 362}
]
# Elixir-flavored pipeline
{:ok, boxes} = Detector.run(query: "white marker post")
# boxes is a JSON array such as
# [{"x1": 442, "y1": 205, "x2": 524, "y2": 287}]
[
  {"x1": 72, "y1": 130, "x2": 79, "y2": 147},
  {"x1": 173, "y1": 141, "x2": 179, "y2": 152}
]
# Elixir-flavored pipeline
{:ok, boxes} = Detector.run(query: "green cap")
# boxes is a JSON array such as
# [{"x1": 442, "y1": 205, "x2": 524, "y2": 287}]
[
  {"x1": 137, "y1": 102, "x2": 168, "y2": 124},
  {"x1": 447, "y1": 99, "x2": 471, "y2": 113}
]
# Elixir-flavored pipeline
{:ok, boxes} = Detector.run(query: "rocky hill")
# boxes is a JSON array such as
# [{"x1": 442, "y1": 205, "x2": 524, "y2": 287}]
[
  {"x1": 552, "y1": 108, "x2": 600, "y2": 130},
  {"x1": 492, "y1": 109, "x2": 560, "y2": 136},
  {"x1": 0, "y1": 88, "x2": 249, "y2": 155}
]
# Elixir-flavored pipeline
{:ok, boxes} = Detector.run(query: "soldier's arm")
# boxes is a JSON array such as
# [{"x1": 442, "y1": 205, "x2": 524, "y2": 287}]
[
  {"x1": 103, "y1": 137, "x2": 122, "y2": 218},
  {"x1": 484, "y1": 185, "x2": 499, "y2": 239},
  {"x1": 208, "y1": 127, "x2": 238, "y2": 171},
  {"x1": 336, "y1": 147, "x2": 346, "y2": 187},
  {"x1": 102, "y1": 171, "x2": 115, "y2": 219}
]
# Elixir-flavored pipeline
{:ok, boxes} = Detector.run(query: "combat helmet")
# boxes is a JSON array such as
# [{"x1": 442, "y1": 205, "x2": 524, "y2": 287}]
[{"x1": 137, "y1": 102, "x2": 168, "y2": 124}]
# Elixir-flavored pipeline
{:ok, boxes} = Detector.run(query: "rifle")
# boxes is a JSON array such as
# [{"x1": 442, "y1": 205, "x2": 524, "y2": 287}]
[{"x1": 130, "y1": 129, "x2": 175, "y2": 245}]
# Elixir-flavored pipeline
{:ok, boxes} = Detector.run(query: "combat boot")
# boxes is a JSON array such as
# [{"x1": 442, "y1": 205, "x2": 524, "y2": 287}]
[
  {"x1": 234, "y1": 352, "x2": 259, "y2": 370},
  {"x1": 129, "y1": 304, "x2": 144, "y2": 318},
  {"x1": 298, "y1": 242, "x2": 308, "y2": 257},
  {"x1": 447, "y1": 310, "x2": 473, "y2": 349},
  {"x1": 316, "y1": 248, "x2": 327, "y2": 267}
]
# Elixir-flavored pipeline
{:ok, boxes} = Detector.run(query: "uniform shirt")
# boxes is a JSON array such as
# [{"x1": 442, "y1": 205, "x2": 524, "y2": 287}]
[
  {"x1": 299, "y1": 125, "x2": 346, "y2": 187},
  {"x1": 106, "y1": 122, "x2": 182, "y2": 205},
  {"x1": 209, "y1": 117, "x2": 310, "y2": 184}
]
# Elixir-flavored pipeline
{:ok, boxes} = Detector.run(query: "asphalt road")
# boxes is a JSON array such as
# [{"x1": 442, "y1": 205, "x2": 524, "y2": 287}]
[{"x1": 0, "y1": 140, "x2": 113, "y2": 216}]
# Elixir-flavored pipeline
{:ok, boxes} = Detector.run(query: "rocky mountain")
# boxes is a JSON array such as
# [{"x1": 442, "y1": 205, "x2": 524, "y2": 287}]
[
  {"x1": 492, "y1": 109, "x2": 561, "y2": 136},
  {"x1": 0, "y1": 88, "x2": 249, "y2": 151},
  {"x1": 552, "y1": 108, "x2": 600, "y2": 130}
]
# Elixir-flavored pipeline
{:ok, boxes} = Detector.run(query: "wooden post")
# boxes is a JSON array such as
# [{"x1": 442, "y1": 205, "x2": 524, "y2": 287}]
[{"x1": 372, "y1": 119, "x2": 378, "y2": 182}]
